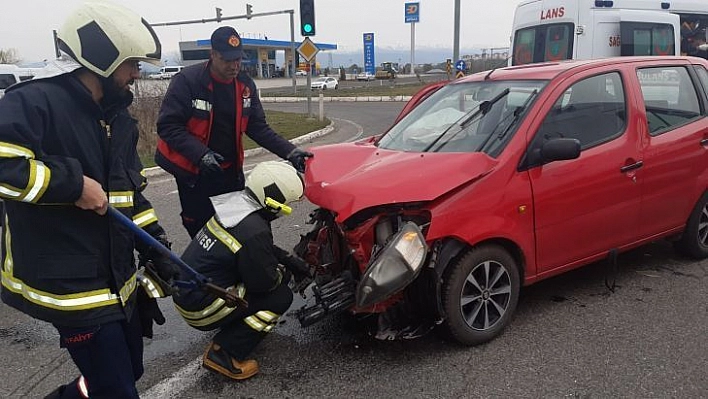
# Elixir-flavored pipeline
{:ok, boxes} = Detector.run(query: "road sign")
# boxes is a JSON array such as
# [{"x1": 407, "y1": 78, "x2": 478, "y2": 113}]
[
  {"x1": 455, "y1": 60, "x2": 466, "y2": 71},
  {"x1": 405, "y1": 2, "x2": 420, "y2": 23},
  {"x1": 456, "y1": 71, "x2": 465, "y2": 79},
  {"x1": 297, "y1": 37, "x2": 320, "y2": 62}
]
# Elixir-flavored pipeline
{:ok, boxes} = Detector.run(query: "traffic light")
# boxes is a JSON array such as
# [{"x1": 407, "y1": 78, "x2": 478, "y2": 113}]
[
  {"x1": 300, "y1": 0, "x2": 315, "y2": 36},
  {"x1": 215, "y1": 7, "x2": 222, "y2": 22},
  {"x1": 246, "y1": 4, "x2": 252, "y2": 19}
]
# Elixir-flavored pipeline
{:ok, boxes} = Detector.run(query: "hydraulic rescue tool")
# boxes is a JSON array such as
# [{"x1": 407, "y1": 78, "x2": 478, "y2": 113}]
[{"x1": 107, "y1": 207, "x2": 248, "y2": 309}]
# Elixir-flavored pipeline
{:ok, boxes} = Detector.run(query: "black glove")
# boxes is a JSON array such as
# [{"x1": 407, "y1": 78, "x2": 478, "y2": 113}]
[
  {"x1": 199, "y1": 150, "x2": 225, "y2": 177},
  {"x1": 138, "y1": 234, "x2": 181, "y2": 291},
  {"x1": 136, "y1": 287, "x2": 165, "y2": 338},
  {"x1": 286, "y1": 148, "x2": 313, "y2": 173}
]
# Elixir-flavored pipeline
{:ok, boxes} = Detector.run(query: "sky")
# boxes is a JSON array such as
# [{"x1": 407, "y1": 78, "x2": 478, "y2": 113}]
[{"x1": 0, "y1": 0, "x2": 521, "y2": 65}]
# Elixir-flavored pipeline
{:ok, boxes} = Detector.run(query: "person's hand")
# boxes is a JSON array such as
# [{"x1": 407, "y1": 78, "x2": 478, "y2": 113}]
[
  {"x1": 136, "y1": 288, "x2": 166, "y2": 338},
  {"x1": 138, "y1": 233, "x2": 181, "y2": 294},
  {"x1": 199, "y1": 150, "x2": 225, "y2": 178},
  {"x1": 279, "y1": 254, "x2": 312, "y2": 280},
  {"x1": 286, "y1": 148, "x2": 313, "y2": 173},
  {"x1": 75, "y1": 176, "x2": 108, "y2": 215}
]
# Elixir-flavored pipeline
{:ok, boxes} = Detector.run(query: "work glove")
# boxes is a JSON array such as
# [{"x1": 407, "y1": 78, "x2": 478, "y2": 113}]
[
  {"x1": 274, "y1": 247, "x2": 314, "y2": 294},
  {"x1": 286, "y1": 148, "x2": 314, "y2": 173},
  {"x1": 136, "y1": 287, "x2": 166, "y2": 339},
  {"x1": 138, "y1": 234, "x2": 181, "y2": 294},
  {"x1": 199, "y1": 150, "x2": 225, "y2": 178}
]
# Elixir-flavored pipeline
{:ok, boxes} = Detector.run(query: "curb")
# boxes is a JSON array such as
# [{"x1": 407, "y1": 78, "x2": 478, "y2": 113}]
[{"x1": 143, "y1": 121, "x2": 336, "y2": 178}]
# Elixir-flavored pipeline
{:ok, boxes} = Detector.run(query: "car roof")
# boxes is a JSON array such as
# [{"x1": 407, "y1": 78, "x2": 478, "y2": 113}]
[{"x1": 457, "y1": 56, "x2": 706, "y2": 83}]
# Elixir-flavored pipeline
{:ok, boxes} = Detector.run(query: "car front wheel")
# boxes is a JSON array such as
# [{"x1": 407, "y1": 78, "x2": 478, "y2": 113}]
[
  {"x1": 674, "y1": 191, "x2": 708, "y2": 258},
  {"x1": 441, "y1": 244, "x2": 520, "y2": 346}
]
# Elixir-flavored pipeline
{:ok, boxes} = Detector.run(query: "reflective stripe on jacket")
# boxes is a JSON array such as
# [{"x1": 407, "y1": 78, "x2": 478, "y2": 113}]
[{"x1": 0, "y1": 74, "x2": 163, "y2": 327}]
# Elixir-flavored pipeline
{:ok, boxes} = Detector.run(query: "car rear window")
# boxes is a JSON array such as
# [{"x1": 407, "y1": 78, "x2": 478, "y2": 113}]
[
  {"x1": 0, "y1": 73, "x2": 18, "y2": 90},
  {"x1": 637, "y1": 66, "x2": 702, "y2": 135}
]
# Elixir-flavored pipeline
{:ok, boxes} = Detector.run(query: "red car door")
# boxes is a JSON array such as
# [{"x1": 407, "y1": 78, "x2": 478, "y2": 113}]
[
  {"x1": 633, "y1": 64, "x2": 708, "y2": 237},
  {"x1": 528, "y1": 69, "x2": 643, "y2": 276}
]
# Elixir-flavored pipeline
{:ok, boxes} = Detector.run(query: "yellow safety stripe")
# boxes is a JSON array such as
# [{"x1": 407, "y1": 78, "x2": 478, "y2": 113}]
[
  {"x1": 174, "y1": 299, "x2": 236, "y2": 327},
  {"x1": 255, "y1": 310, "x2": 279, "y2": 323},
  {"x1": 137, "y1": 272, "x2": 165, "y2": 298},
  {"x1": 1, "y1": 270, "x2": 121, "y2": 310},
  {"x1": 3, "y1": 215, "x2": 14, "y2": 275},
  {"x1": 118, "y1": 273, "x2": 138, "y2": 305},
  {"x1": 0, "y1": 162, "x2": 50, "y2": 204},
  {"x1": 2, "y1": 218, "x2": 133, "y2": 311},
  {"x1": 244, "y1": 315, "x2": 268, "y2": 331},
  {"x1": 109, "y1": 191, "x2": 134, "y2": 208},
  {"x1": 0, "y1": 141, "x2": 35, "y2": 158},
  {"x1": 133, "y1": 209, "x2": 158, "y2": 228},
  {"x1": 206, "y1": 218, "x2": 242, "y2": 253}
]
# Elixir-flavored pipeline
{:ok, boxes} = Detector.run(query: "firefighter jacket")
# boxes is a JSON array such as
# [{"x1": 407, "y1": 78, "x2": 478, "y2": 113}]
[
  {"x1": 0, "y1": 71, "x2": 164, "y2": 327},
  {"x1": 155, "y1": 62, "x2": 296, "y2": 187},
  {"x1": 173, "y1": 191, "x2": 284, "y2": 330}
]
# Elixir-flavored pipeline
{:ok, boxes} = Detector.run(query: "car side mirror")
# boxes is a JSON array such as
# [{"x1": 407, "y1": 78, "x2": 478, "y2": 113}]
[{"x1": 541, "y1": 138, "x2": 581, "y2": 162}]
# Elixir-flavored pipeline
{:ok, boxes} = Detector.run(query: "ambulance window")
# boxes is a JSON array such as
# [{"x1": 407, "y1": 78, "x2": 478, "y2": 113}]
[
  {"x1": 621, "y1": 23, "x2": 675, "y2": 56},
  {"x1": 512, "y1": 23, "x2": 574, "y2": 66}
]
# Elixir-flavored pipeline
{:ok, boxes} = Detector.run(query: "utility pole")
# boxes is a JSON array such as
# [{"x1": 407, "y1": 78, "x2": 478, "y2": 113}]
[{"x1": 453, "y1": 0, "x2": 461, "y2": 64}]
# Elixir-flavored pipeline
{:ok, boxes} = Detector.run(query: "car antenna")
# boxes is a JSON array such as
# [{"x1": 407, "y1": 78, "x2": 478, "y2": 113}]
[{"x1": 484, "y1": 55, "x2": 511, "y2": 80}]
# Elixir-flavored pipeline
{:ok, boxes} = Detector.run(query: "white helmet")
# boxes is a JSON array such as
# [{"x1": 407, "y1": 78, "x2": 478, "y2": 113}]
[
  {"x1": 246, "y1": 161, "x2": 304, "y2": 217},
  {"x1": 57, "y1": 1, "x2": 161, "y2": 78}
]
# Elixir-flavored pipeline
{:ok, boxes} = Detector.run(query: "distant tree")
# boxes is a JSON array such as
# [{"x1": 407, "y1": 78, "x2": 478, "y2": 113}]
[{"x1": 0, "y1": 48, "x2": 20, "y2": 64}]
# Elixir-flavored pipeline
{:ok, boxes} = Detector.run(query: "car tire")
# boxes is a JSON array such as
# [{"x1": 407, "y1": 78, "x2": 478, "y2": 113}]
[
  {"x1": 441, "y1": 244, "x2": 520, "y2": 346},
  {"x1": 674, "y1": 191, "x2": 708, "y2": 259},
  {"x1": 334, "y1": 84, "x2": 339, "y2": 90}
]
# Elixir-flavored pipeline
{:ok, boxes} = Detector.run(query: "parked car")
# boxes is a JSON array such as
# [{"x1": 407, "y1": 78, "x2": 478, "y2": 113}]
[
  {"x1": 356, "y1": 72, "x2": 375, "y2": 81},
  {"x1": 295, "y1": 69, "x2": 308, "y2": 76},
  {"x1": 311, "y1": 76, "x2": 339, "y2": 90},
  {"x1": 294, "y1": 56, "x2": 708, "y2": 345}
]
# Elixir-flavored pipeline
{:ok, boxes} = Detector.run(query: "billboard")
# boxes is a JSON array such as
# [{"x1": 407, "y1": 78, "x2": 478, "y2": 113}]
[
  {"x1": 405, "y1": 2, "x2": 420, "y2": 23},
  {"x1": 363, "y1": 33, "x2": 375, "y2": 75}
]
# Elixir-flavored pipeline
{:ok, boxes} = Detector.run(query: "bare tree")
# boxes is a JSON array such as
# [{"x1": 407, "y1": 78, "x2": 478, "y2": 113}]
[{"x1": 0, "y1": 49, "x2": 20, "y2": 64}]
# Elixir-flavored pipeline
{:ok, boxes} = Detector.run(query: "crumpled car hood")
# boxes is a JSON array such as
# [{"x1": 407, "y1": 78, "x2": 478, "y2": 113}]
[{"x1": 304, "y1": 141, "x2": 498, "y2": 222}]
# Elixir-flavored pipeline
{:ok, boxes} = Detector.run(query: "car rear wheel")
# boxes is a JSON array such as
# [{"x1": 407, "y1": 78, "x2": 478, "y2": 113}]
[
  {"x1": 674, "y1": 192, "x2": 708, "y2": 259},
  {"x1": 334, "y1": 84, "x2": 339, "y2": 89},
  {"x1": 441, "y1": 244, "x2": 520, "y2": 346}
]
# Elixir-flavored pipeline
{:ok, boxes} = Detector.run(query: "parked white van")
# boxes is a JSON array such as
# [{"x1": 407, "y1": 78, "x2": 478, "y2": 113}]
[{"x1": 147, "y1": 65, "x2": 184, "y2": 80}]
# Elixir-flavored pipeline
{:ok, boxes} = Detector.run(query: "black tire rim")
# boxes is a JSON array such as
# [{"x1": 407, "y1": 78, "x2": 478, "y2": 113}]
[{"x1": 460, "y1": 260, "x2": 512, "y2": 331}]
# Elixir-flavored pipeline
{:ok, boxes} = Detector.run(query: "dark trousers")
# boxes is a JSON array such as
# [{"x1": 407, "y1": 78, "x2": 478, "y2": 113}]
[
  {"x1": 52, "y1": 310, "x2": 144, "y2": 399},
  {"x1": 177, "y1": 169, "x2": 243, "y2": 238},
  {"x1": 214, "y1": 282, "x2": 293, "y2": 360}
]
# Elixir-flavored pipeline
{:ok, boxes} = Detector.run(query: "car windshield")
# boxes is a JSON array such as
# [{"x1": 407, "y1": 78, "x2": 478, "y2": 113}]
[
  {"x1": 377, "y1": 80, "x2": 547, "y2": 156},
  {"x1": 314, "y1": 78, "x2": 328, "y2": 82}
]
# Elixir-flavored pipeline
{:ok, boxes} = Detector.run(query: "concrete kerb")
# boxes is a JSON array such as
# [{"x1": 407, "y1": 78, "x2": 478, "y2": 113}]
[
  {"x1": 260, "y1": 95, "x2": 412, "y2": 103},
  {"x1": 142, "y1": 121, "x2": 336, "y2": 178}
]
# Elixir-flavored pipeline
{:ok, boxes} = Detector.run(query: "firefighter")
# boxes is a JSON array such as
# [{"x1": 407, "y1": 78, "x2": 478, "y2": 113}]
[
  {"x1": 173, "y1": 161, "x2": 312, "y2": 380},
  {"x1": 0, "y1": 2, "x2": 178, "y2": 398}
]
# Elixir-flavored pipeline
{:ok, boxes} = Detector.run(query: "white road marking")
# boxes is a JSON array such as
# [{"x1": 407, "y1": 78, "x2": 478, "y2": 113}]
[{"x1": 142, "y1": 356, "x2": 205, "y2": 399}]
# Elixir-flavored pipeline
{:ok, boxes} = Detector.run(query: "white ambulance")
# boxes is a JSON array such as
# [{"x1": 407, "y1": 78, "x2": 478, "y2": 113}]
[
  {"x1": 0, "y1": 64, "x2": 37, "y2": 97},
  {"x1": 510, "y1": 0, "x2": 708, "y2": 66}
]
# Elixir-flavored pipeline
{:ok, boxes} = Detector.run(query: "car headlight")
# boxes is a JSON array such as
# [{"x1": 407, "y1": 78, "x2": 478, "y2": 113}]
[{"x1": 355, "y1": 221, "x2": 427, "y2": 308}]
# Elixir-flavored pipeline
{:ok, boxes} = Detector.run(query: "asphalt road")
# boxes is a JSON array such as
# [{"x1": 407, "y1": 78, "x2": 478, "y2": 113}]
[{"x1": 1, "y1": 101, "x2": 706, "y2": 398}]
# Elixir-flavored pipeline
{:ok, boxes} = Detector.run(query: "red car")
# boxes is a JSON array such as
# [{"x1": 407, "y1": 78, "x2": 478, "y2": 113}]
[{"x1": 294, "y1": 56, "x2": 708, "y2": 345}]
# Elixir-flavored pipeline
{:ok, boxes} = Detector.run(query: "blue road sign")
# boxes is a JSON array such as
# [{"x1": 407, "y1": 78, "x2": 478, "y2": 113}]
[
  {"x1": 455, "y1": 59, "x2": 466, "y2": 71},
  {"x1": 405, "y1": 3, "x2": 420, "y2": 23},
  {"x1": 363, "y1": 33, "x2": 375, "y2": 75}
]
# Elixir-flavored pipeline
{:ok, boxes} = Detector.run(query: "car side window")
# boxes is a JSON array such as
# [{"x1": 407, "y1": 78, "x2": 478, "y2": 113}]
[
  {"x1": 636, "y1": 66, "x2": 701, "y2": 136},
  {"x1": 694, "y1": 65, "x2": 708, "y2": 101},
  {"x1": 533, "y1": 72, "x2": 626, "y2": 150}
]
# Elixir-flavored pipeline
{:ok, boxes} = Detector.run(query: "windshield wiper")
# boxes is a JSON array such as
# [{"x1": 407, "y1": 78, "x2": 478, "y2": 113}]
[
  {"x1": 478, "y1": 89, "x2": 538, "y2": 152},
  {"x1": 423, "y1": 88, "x2": 511, "y2": 153}
]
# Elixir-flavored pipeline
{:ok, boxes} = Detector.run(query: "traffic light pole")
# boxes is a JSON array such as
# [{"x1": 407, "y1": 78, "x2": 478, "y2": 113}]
[{"x1": 150, "y1": 9, "x2": 298, "y2": 92}]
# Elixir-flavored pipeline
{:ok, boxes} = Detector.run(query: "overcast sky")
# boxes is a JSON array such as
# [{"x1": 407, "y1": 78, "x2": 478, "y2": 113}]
[{"x1": 1, "y1": 0, "x2": 520, "y2": 63}]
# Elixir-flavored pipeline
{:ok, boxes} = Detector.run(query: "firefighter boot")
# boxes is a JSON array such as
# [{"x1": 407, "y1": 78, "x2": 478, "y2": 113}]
[{"x1": 202, "y1": 342, "x2": 259, "y2": 380}]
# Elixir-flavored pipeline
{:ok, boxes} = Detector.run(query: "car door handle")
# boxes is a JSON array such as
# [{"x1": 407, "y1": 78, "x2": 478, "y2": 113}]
[
  {"x1": 700, "y1": 138, "x2": 708, "y2": 147},
  {"x1": 620, "y1": 161, "x2": 643, "y2": 173}
]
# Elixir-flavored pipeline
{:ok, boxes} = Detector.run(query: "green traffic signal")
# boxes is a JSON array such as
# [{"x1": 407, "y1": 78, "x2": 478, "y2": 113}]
[{"x1": 303, "y1": 23, "x2": 313, "y2": 34}]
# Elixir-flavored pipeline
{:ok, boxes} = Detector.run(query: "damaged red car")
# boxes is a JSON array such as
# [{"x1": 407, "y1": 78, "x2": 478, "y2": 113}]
[{"x1": 294, "y1": 56, "x2": 708, "y2": 345}]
